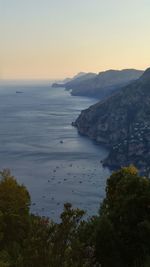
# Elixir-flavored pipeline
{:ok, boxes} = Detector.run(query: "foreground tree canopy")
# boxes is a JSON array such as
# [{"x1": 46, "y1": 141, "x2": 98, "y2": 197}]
[{"x1": 0, "y1": 166, "x2": 150, "y2": 267}]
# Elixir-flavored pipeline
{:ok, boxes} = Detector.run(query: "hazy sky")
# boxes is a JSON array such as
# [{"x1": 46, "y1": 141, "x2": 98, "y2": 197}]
[{"x1": 0, "y1": 0, "x2": 150, "y2": 80}]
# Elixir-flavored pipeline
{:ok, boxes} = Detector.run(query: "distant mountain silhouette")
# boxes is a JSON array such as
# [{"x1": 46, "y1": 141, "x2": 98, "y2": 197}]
[
  {"x1": 70, "y1": 69, "x2": 143, "y2": 98},
  {"x1": 63, "y1": 72, "x2": 89, "y2": 83},
  {"x1": 52, "y1": 69, "x2": 143, "y2": 99},
  {"x1": 64, "y1": 72, "x2": 97, "y2": 90},
  {"x1": 52, "y1": 72, "x2": 96, "y2": 89},
  {"x1": 71, "y1": 72, "x2": 88, "y2": 79}
]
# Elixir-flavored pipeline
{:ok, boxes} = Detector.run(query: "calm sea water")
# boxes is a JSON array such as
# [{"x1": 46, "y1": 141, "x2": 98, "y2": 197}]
[{"x1": 0, "y1": 82, "x2": 110, "y2": 221}]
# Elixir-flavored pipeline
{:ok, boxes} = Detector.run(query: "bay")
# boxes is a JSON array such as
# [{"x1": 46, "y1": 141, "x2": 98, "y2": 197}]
[{"x1": 0, "y1": 82, "x2": 110, "y2": 221}]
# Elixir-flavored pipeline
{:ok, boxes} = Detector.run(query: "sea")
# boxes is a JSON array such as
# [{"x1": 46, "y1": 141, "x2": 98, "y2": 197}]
[{"x1": 0, "y1": 81, "x2": 110, "y2": 221}]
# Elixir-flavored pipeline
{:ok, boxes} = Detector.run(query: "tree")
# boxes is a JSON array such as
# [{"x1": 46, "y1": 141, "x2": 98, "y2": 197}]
[
  {"x1": 95, "y1": 166, "x2": 150, "y2": 267},
  {"x1": 0, "y1": 169, "x2": 30, "y2": 266},
  {"x1": 0, "y1": 250, "x2": 11, "y2": 267},
  {"x1": 22, "y1": 215, "x2": 55, "y2": 267},
  {"x1": 49, "y1": 203, "x2": 85, "y2": 267}
]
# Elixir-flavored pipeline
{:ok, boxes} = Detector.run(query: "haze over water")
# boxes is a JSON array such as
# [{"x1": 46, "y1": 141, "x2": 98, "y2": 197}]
[{"x1": 0, "y1": 82, "x2": 110, "y2": 220}]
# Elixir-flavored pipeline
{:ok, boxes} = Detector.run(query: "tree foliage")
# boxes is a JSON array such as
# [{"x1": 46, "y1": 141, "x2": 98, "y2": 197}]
[
  {"x1": 1, "y1": 166, "x2": 150, "y2": 267},
  {"x1": 96, "y1": 165, "x2": 150, "y2": 267}
]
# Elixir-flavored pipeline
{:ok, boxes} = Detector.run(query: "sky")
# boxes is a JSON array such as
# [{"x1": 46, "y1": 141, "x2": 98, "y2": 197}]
[{"x1": 0, "y1": 0, "x2": 150, "y2": 80}]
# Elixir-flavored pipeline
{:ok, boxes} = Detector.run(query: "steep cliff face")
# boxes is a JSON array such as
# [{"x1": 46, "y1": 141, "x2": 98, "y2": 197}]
[{"x1": 75, "y1": 68, "x2": 150, "y2": 174}]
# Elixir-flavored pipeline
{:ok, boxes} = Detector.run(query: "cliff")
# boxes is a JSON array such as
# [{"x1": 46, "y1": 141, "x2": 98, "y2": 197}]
[{"x1": 74, "y1": 68, "x2": 150, "y2": 174}]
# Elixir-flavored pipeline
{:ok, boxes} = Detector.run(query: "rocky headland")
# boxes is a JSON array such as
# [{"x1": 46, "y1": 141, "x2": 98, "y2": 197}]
[{"x1": 74, "y1": 68, "x2": 150, "y2": 175}]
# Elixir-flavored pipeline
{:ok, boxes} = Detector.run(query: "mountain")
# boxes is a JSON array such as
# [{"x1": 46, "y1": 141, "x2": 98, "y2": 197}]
[
  {"x1": 52, "y1": 72, "x2": 96, "y2": 88},
  {"x1": 63, "y1": 77, "x2": 72, "y2": 83},
  {"x1": 71, "y1": 72, "x2": 87, "y2": 79},
  {"x1": 70, "y1": 69, "x2": 143, "y2": 98},
  {"x1": 64, "y1": 72, "x2": 97, "y2": 90},
  {"x1": 74, "y1": 68, "x2": 150, "y2": 175},
  {"x1": 63, "y1": 72, "x2": 88, "y2": 83}
]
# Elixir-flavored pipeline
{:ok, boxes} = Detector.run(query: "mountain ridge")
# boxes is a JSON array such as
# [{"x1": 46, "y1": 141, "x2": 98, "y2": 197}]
[
  {"x1": 70, "y1": 69, "x2": 143, "y2": 98},
  {"x1": 52, "y1": 69, "x2": 143, "y2": 99}
]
